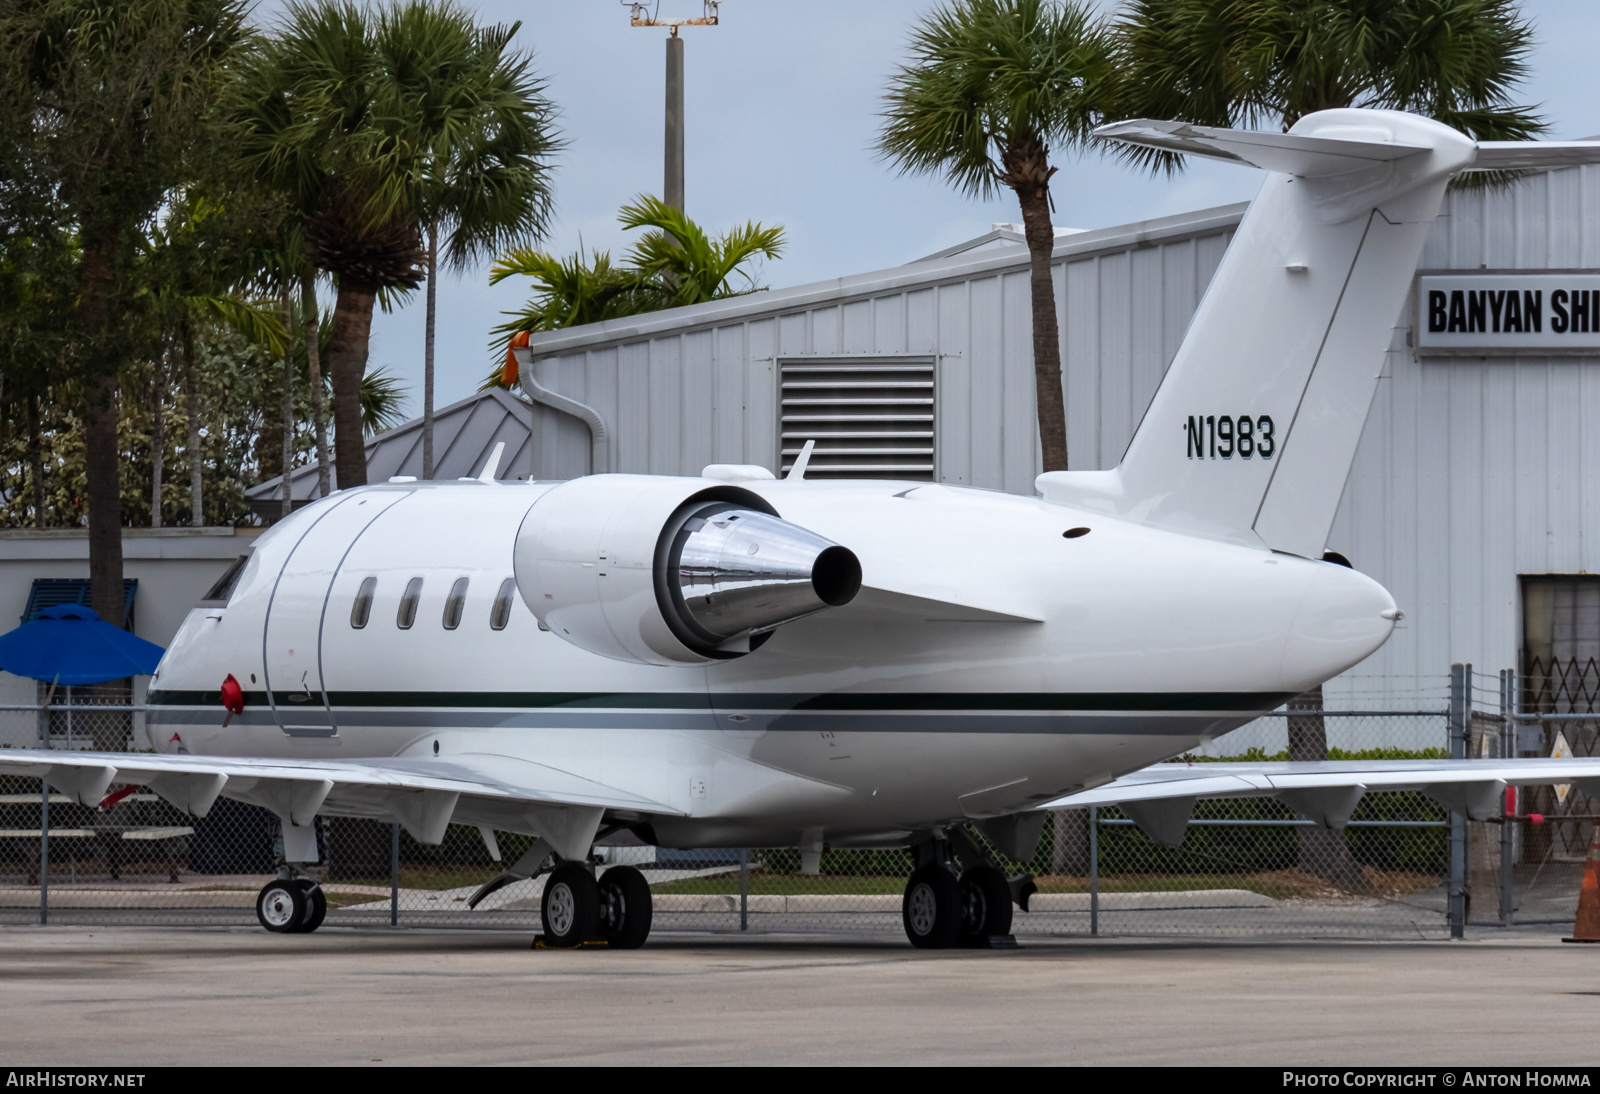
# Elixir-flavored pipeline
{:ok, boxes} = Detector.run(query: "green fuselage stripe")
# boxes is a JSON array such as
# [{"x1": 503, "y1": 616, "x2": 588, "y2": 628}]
[{"x1": 148, "y1": 689, "x2": 1296, "y2": 713}]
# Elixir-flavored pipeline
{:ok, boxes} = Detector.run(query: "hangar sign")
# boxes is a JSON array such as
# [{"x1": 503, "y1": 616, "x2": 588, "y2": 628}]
[{"x1": 1417, "y1": 274, "x2": 1600, "y2": 353}]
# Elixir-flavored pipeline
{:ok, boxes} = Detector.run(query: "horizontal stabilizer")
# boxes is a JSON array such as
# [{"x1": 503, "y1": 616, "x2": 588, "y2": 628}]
[
  {"x1": 1095, "y1": 118, "x2": 1428, "y2": 177},
  {"x1": 1468, "y1": 141, "x2": 1600, "y2": 172}
]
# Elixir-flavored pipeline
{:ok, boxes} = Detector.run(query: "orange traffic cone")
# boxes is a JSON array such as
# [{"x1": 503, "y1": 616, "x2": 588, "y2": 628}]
[{"x1": 1562, "y1": 822, "x2": 1600, "y2": 942}]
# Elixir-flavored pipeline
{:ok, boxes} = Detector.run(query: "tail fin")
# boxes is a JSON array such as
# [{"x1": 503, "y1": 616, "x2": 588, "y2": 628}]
[{"x1": 1039, "y1": 110, "x2": 1600, "y2": 558}]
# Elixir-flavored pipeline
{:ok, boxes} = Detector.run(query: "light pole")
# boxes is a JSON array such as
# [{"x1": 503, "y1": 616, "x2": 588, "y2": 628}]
[{"x1": 625, "y1": 1, "x2": 721, "y2": 212}]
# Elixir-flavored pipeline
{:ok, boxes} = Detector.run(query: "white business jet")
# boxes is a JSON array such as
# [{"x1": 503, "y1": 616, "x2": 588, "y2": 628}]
[{"x1": 9, "y1": 108, "x2": 1600, "y2": 949}]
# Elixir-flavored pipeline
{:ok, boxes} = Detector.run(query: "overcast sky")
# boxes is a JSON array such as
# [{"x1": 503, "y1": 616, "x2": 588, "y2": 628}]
[{"x1": 251, "y1": 0, "x2": 1600, "y2": 418}]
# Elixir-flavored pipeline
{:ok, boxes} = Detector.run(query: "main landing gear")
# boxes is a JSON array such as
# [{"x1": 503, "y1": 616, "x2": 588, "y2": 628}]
[
  {"x1": 539, "y1": 861, "x2": 653, "y2": 949},
  {"x1": 256, "y1": 876, "x2": 327, "y2": 934},
  {"x1": 467, "y1": 833, "x2": 656, "y2": 949},
  {"x1": 901, "y1": 836, "x2": 1019, "y2": 949}
]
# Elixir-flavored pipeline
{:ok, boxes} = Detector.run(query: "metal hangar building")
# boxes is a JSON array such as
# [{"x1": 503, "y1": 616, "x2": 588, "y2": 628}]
[{"x1": 516, "y1": 165, "x2": 1600, "y2": 719}]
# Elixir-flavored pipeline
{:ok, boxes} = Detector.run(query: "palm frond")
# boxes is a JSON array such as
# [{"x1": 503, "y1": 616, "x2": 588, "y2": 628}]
[
  {"x1": 877, "y1": 0, "x2": 1117, "y2": 200},
  {"x1": 190, "y1": 294, "x2": 288, "y2": 357},
  {"x1": 1112, "y1": 0, "x2": 1545, "y2": 151},
  {"x1": 359, "y1": 364, "x2": 408, "y2": 435},
  {"x1": 487, "y1": 199, "x2": 786, "y2": 382}
]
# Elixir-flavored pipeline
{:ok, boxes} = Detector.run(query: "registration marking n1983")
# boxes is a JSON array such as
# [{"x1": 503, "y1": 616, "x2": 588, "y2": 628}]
[{"x1": 1185, "y1": 415, "x2": 1274, "y2": 460}]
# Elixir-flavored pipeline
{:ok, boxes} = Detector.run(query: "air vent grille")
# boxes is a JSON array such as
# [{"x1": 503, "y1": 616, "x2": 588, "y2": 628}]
[{"x1": 779, "y1": 358, "x2": 936, "y2": 480}]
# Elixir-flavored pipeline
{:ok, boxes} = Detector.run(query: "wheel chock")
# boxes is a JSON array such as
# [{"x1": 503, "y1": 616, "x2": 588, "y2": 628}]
[{"x1": 532, "y1": 934, "x2": 611, "y2": 950}]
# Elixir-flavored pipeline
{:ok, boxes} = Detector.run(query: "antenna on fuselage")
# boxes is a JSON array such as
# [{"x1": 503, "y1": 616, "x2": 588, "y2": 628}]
[
  {"x1": 474, "y1": 442, "x2": 507, "y2": 483},
  {"x1": 785, "y1": 438, "x2": 815, "y2": 481}
]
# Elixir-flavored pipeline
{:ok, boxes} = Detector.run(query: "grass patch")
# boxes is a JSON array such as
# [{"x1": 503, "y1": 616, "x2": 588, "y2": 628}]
[
  {"x1": 651, "y1": 868, "x2": 1443, "y2": 901},
  {"x1": 652, "y1": 873, "x2": 908, "y2": 896},
  {"x1": 186, "y1": 884, "x2": 390, "y2": 908},
  {"x1": 322, "y1": 890, "x2": 384, "y2": 909},
  {"x1": 327, "y1": 866, "x2": 490, "y2": 891}
]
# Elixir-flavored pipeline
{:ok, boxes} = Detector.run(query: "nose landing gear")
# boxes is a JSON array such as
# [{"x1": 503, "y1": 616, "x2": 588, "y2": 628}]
[{"x1": 255, "y1": 876, "x2": 326, "y2": 934}]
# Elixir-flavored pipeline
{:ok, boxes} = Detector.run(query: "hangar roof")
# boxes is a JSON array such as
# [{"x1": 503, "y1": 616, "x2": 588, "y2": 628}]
[
  {"x1": 245, "y1": 387, "x2": 533, "y2": 517},
  {"x1": 522, "y1": 201, "x2": 1250, "y2": 359}
]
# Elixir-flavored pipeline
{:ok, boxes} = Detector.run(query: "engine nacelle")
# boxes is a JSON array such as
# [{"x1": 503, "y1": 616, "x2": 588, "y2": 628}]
[{"x1": 514, "y1": 475, "x2": 861, "y2": 665}]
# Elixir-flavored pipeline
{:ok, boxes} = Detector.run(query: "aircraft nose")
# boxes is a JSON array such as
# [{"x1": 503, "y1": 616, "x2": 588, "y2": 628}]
[{"x1": 1280, "y1": 560, "x2": 1400, "y2": 685}]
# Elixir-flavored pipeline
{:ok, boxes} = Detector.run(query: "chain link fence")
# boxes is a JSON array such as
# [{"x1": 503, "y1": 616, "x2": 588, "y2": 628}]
[{"x1": 1, "y1": 683, "x2": 1587, "y2": 940}]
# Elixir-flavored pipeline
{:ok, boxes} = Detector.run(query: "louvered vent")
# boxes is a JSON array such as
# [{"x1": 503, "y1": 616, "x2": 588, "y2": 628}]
[{"x1": 779, "y1": 358, "x2": 936, "y2": 480}]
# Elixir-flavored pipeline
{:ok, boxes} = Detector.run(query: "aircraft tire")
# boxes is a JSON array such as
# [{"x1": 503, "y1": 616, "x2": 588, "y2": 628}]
[
  {"x1": 293, "y1": 880, "x2": 328, "y2": 933},
  {"x1": 256, "y1": 879, "x2": 307, "y2": 934},
  {"x1": 958, "y1": 864, "x2": 1012, "y2": 944},
  {"x1": 541, "y1": 862, "x2": 600, "y2": 947},
  {"x1": 598, "y1": 865, "x2": 653, "y2": 949},
  {"x1": 902, "y1": 864, "x2": 962, "y2": 949}
]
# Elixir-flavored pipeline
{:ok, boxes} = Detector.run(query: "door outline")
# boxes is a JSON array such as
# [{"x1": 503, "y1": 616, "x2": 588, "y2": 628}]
[
  {"x1": 262, "y1": 491, "x2": 413, "y2": 735},
  {"x1": 312, "y1": 488, "x2": 415, "y2": 731}
]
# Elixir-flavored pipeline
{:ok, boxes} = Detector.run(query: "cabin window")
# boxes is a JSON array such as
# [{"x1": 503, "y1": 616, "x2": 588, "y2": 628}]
[
  {"x1": 490, "y1": 578, "x2": 516, "y2": 630},
  {"x1": 350, "y1": 577, "x2": 377, "y2": 629},
  {"x1": 443, "y1": 577, "x2": 469, "y2": 630},
  {"x1": 397, "y1": 577, "x2": 423, "y2": 629},
  {"x1": 199, "y1": 553, "x2": 251, "y2": 607}
]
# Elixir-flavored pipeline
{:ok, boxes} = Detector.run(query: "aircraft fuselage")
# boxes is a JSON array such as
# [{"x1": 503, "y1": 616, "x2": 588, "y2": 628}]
[{"x1": 147, "y1": 476, "x2": 1397, "y2": 849}]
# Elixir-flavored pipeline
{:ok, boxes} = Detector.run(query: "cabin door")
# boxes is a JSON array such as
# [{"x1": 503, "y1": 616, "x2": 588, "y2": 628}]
[{"x1": 262, "y1": 491, "x2": 411, "y2": 736}]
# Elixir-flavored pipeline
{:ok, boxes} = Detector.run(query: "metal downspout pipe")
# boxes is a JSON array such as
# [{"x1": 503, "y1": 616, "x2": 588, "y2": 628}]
[{"x1": 512, "y1": 348, "x2": 610, "y2": 476}]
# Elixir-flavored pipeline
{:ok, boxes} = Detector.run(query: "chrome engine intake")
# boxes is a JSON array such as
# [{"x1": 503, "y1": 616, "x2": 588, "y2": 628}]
[{"x1": 656, "y1": 502, "x2": 861, "y2": 656}]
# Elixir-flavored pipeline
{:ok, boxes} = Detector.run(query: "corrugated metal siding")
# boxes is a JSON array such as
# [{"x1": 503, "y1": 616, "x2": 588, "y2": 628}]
[
  {"x1": 1325, "y1": 165, "x2": 1600, "y2": 705},
  {"x1": 524, "y1": 174, "x2": 1600, "y2": 708},
  {"x1": 527, "y1": 215, "x2": 1239, "y2": 497}
]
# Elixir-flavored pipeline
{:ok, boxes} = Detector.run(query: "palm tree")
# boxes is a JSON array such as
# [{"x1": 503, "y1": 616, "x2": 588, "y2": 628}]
[
  {"x1": 488, "y1": 247, "x2": 656, "y2": 337},
  {"x1": 1, "y1": 0, "x2": 250, "y2": 623},
  {"x1": 231, "y1": 1, "x2": 426, "y2": 492},
  {"x1": 486, "y1": 197, "x2": 784, "y2": 387},
  {"x1": 878, "y1": 0, "x2": 1116, "y2": 473},
  {"x1": 618, "y1": 195, "x2": 784, "y2": 309},
  {"x1": 1113, "y1": 0, "x2": 1543, "y2": 140},
  {"x1": 147, "y1": 190, "x2": 287, "y2": 527},
  {"x1": 1113, "y1": 0, "x2": 1544, "y2": 886},
  {"x1": 374, "y1": 1, "x2": 559, "y2": 479}
]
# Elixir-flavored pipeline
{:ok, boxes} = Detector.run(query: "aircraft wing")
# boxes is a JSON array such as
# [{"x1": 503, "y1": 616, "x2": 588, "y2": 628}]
[
  {"x1": 0, "y1": 748, "x2": 684, "y2": 861},
  {"x1": 1038, "y1": 758, "x2": 1600, "y2": 846}
]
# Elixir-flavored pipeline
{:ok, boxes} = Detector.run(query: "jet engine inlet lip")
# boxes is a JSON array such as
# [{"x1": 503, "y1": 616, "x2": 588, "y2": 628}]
[
  {"x1": 653, "y1": 498, "x2": 861, "y2": 658},
  {"x1": 813, "y1": 545, "x2": 862, "y2": 606}
]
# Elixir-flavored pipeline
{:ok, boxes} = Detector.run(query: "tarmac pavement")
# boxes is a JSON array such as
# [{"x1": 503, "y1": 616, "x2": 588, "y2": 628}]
[{"x1": 3, "y1": 926, "x2": 1600, "y2": 1065}]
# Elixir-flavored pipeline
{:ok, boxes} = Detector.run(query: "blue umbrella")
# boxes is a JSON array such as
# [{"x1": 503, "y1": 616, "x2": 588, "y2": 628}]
[{"x1": 0, "y1": 604, "x2": 165, "y2": 685}]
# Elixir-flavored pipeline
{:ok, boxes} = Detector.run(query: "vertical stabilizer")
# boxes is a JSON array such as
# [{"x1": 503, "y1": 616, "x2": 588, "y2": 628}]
[{"x1": 1037, "y1": 110, "x2": 1527, "y2": 557}]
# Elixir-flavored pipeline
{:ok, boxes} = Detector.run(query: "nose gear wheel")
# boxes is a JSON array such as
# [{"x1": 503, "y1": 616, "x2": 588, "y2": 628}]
[{"x1": 256, "y1": 879, "x2": 306, "y2": 933}]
